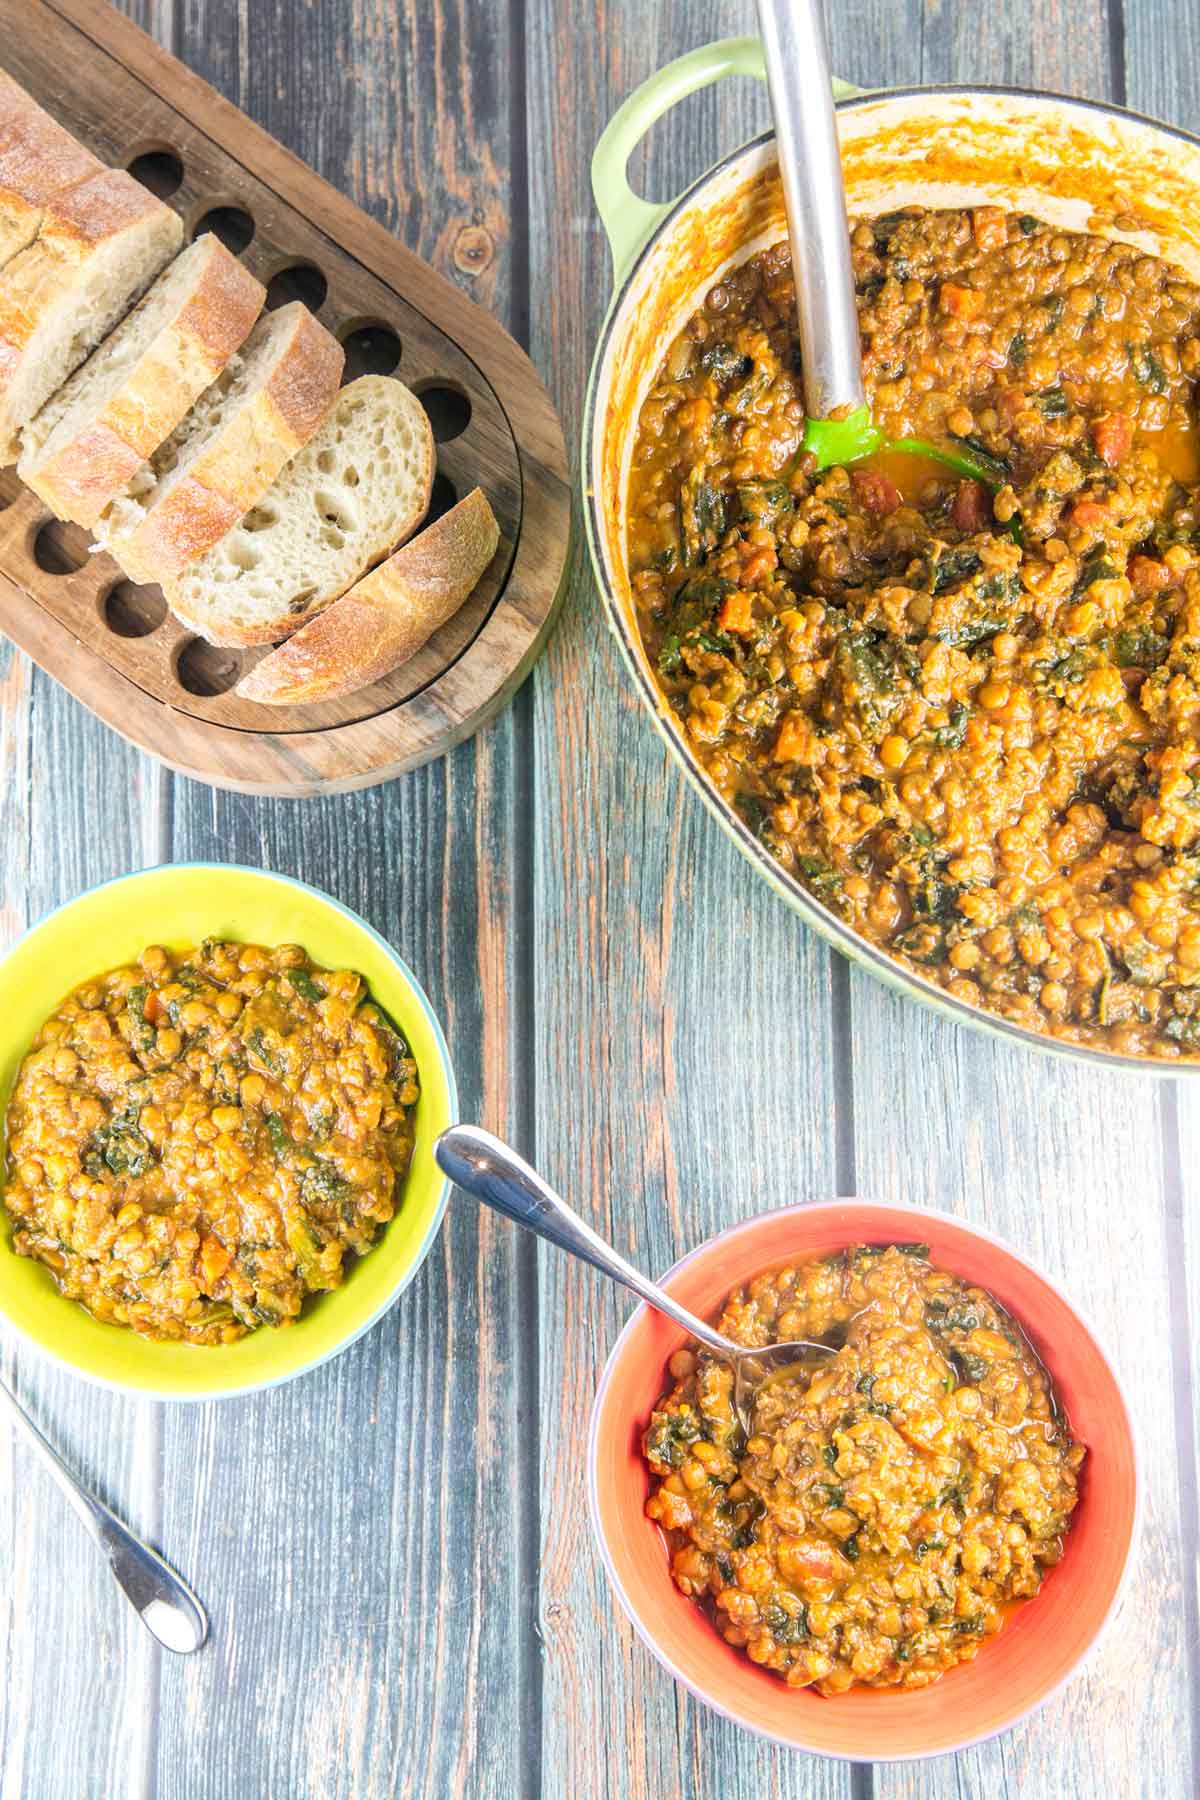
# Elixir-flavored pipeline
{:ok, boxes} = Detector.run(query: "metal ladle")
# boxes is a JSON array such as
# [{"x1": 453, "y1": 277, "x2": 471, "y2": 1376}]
[
  {"x1": 435, "y1": 1125, "x2": 832, "y2": 1433},
  {"x1": 756, "y1": 0, "x2": 1006, "y2": 488},
  {"x1": 0, "y1": 1373, "x2": 208, "y2": 1653}
]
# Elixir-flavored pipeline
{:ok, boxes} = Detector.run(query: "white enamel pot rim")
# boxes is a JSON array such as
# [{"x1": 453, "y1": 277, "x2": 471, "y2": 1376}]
[{"x1": 583, "y1": 61, "x2": 1200, "y2": 1078}]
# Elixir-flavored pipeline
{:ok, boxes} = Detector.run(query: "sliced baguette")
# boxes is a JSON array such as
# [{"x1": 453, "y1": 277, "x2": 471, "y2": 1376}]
[
  {"x1": 237, "y1": 489, "x2": 501, "y2": 704},
  {"x1": 97, "y1": 301, "x2": 343, "y2": 585},
  {"x1": 0, "y1": 72, "x2": 104, "y2": 271},
  {"x1": 18, "y1": 235, "x2": 265, "y2": 527},
  {"x1": 165, "y1": 374, "x2": 435, "y2": 647},
  {"x1": 0, "y1": 167, "x2": 182, "y2": 463}
]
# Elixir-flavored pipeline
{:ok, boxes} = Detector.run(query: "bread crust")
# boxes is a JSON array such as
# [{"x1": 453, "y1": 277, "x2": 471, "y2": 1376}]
[
  {"x1": 0, "y1": 168, "x2": 181, "y2": 457},
  {"x1": 20, "y1": 236, "x2": 266, "y2": 527},
  {"x1": 236, "y1": 488, "x2": 501, "y2": 703},
  {"x1": 0, "y1": 72, "x2": 103, "y2": 271},
  {"x1": 105, "y1": 302, "x2": 344, "y2": 584}
]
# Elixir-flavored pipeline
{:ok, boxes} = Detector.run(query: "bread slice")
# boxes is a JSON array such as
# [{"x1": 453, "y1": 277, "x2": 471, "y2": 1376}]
[
  {"x1": 237, "y1": 488, "x2": 500, "y2": 704},
  {"x1": 0, "y1": 72, "x2": 104, "y2": 271},
  {"x1": 165, "y1": 374, "x2": 435, "y2": 647},
  {"x1": 97, "y1": 301, "x2": 343, "y2": 585},
  {"x1": 18, "y1": 235, "x2": 265, "y2": 527},
  {"x1": 0, "y1": 167, "x2": 182, "y2": 463}
]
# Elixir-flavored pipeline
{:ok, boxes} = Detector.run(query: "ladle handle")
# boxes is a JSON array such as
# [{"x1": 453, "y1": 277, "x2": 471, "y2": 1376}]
[
  {"x1": 756, "y1": 0, "x2": 865, "y2": 418},
  {"x1": 435, "y1": 1125, "x2": 734, "y2": 1356}
]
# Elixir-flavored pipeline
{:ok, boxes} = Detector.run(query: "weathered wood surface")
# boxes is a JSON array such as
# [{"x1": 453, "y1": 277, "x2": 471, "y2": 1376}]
[{"x1": 1, "y1": 1, "x2": 1197, "y2": 1798}]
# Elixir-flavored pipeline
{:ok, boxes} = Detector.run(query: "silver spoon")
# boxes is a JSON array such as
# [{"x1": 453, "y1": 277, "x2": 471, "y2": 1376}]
[
  {"x1": 0, "y1": 1373, "x2": 208, "y2": 1653},
  {"x1": 435, "y1": 1125, "x2": 832, "y2": 1432}
]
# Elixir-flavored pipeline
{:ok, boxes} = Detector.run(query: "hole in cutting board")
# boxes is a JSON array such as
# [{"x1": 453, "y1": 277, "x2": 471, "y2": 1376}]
[
  {"x1": 126, "y1": 146, "x2": 184, "y2": 199},
  {"x1": 427, "y1": 472, "x2": 458, "y2": 523},
  {"x1": 338, "y1": 321, "x2": 402, "y2": 381},
  {"x1": 267, "y1": 260, "x2": 328, "y2": 312},
  {"x1": 415, "y1": 382, "x2": 471, "y2": 442},
  {"x1": 33, "y1": 518, "x2": 89, "y2": 575},
  {"x1": 175, "y1": 637, "x2": 242, "y2": 696},
  {"x1": 103, "y1": 579, "x2": 167, "y2": 638},
  {"x1": 192, "y1": 204, "x2": 255, "y2": 256}
]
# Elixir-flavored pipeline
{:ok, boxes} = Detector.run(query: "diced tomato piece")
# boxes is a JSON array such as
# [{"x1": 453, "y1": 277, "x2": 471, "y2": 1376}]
[
  {"x1": 777, "y1": 1535, "x2": 853, "y2": 1592},
  {"x1": 1128, "y1": 554, "x2": 1172, "y2": 596},
  {"x1": 939, "y1": 281, "x2": 985, "y2": 320},
  {"x1": 971, "y1": 207, "x2": 1007, "y2": 252},
  {"x1": 1069, "y1": 498, "x2": 1109, "y2": 529},
  {"x1": 997, "y1": 387, "x2": 1028, "y2": 428},
  {"x1": 716, "y1": 589, "x2": 754, "y2": 634},
  {"x1": 738, "y1": 543, "x2": 778, "y2": 587},
  {"x1": 851, "y1": 468, "x2": 902, "y2": 515},
  {"x1": 1092, "y1": 411, "x2": 1133, "y2": 467},
  {"x1": 951, "y1": 479, "x2": 990, "y2": 533}
]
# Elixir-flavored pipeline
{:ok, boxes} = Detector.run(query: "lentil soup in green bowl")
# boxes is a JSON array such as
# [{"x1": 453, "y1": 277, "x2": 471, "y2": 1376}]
[{"x1": 0, "y1": 865, "x2": 456, "y2": 1400}]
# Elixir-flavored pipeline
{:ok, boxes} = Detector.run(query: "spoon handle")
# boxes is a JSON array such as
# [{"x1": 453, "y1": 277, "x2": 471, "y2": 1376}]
[
  {"x1": 0, "y1": 1375, "x2": 208, "y2": 1654},
  {"x1": 756, "y1": 0, "x2": 864, "y2": 418},
  {"x1": 436, "y1": 1125, "x2": 735, "y2": 1356}
]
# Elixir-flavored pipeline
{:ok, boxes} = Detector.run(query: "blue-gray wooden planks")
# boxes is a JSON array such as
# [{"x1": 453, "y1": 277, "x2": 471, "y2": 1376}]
[{"x1": 1, "y1": 0, "x2": 1197, "y2": 1795}]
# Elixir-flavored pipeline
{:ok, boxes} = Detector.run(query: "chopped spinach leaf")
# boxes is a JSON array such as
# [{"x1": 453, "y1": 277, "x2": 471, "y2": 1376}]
[
  {"x1": 1127, "y1": 342, "x2": 1167, "y2": 392},
  {"x1": 644, "y1": 1408, "x2": 702, "y2": 1468},
  {"x1": 762, "y1": 1600, "x2": 809, "y2": 1644},
  {"x1": 1035, "y1": 386, "x2": 1068, "y2": 417},
  {"x1": 932, "y1": 702, "x2": 969, "y2": 749},
  {"x1": 698, "y1": 341, "x2": 752, "y2": 384}
]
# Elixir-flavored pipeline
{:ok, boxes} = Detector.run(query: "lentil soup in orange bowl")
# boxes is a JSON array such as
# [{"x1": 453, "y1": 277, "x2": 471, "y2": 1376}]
[
  {"x1": 586, "y1": 45, "x2": 1200, "y2": 1068},
  {"x1": 587, "y1": 1200, "x2": 1138, "y2": 1760}
]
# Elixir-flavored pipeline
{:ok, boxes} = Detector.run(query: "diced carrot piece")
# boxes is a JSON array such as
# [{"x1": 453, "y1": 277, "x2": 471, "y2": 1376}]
[
  {"x1": 199, "y1": 1235, "x2": 232, "y2": 1290},
  {"x1": 939, "y1": 281, "x2": 985, "y2": 320},
  {"x1": 851, "y1": 468, "x2": 902, "y2": 515},
  {"x1": 773, "y1": 711, "x2": 809, "y2": 763},
  {"x1": 1128, "y1": 553, "x2": 1171, "y2": 596},
  {"x1": 716, "y1": 589, "x2": 754, "y2": 634},
  {"x1": 951, "y1": 479, "x2": 989, "y2": 532},
  {"x1": 142, "y1": 989, "x2": 163, "y2": 1024},
  {"x1": 971, "y1": 207, "x2": 1007, "y2": 252},
  {"x1": 1069, "y1": 498, "x2": 1109, "y2": 529},
  {"x1": 1092, "y1": 411, "x2": 1133, "y2": 468}
]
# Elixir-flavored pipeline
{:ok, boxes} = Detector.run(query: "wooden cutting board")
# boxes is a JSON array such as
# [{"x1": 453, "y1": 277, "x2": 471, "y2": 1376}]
[{"x1": 0, "y1": 0, "x2": 571, "y2": 795}]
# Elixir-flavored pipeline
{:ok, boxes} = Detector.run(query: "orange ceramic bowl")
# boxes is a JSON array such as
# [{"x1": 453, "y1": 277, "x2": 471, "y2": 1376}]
[{"x1": 587, "y1": 1200, "x2": 1140, "y2": 1760}]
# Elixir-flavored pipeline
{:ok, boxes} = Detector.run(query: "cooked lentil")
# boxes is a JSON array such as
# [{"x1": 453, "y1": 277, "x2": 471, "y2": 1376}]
[
  {"x1": 643, "y1": 1245, "x2": 1083, "y2": 1694},
  {"x1": 2, "y1": 940, "x2": 419, "y2": 1345},
  {"x1": 627, "y1": 205, "x2": 1200, "y2": 1057}
]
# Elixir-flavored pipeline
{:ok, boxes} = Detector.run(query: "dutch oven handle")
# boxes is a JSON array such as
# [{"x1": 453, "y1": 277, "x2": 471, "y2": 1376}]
[{"x1": 591, "y1": 36, "x2": 862, "y2": 288}]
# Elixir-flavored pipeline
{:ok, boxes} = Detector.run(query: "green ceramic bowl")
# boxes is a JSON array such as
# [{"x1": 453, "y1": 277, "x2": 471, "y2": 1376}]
[{"x1": 0, "y1": 864, "x2": 456, "y2": 1401}]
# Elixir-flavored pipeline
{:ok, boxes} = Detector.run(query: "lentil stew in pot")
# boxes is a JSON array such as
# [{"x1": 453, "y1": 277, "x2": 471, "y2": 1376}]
[
  {"x1": 626, "y1": 205, "x2": 1200, "y2": 1057},
  {"x1": 643, "y1": 1244, "x2": 1083, "y2": 1694},
  {"x1": 2, "y1": 940, "x2": 420, "y2": 1345}
]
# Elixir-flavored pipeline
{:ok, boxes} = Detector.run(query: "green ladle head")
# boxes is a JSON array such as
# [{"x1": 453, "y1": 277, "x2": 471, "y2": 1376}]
[{"x1": 802, "y1": 405, "x2": 1010, "y2": 489}]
